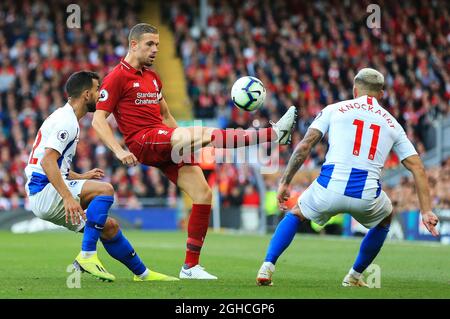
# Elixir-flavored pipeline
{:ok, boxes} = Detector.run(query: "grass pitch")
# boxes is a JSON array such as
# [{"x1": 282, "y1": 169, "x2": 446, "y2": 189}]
[{"x1": 0, "y1": 230, "x2": 449, "y2": 299}]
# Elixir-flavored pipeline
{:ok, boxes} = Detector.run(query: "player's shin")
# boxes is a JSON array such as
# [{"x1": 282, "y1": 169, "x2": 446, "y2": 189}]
[
  {"x1": 350, "y1": 224, "x2": 390, "y2": 277},
  {"x1": 184, "y1": 204, "x2": 211, "y2": 268},
  {"x1": 100, "y1": 229, "x2": 147, "y2": 277},
  {"x1": 210, "y1": 128, "x2": 274, "y2": 148},
  {"x1": 264, "y1": 212, "x2": 301, "y2": 264},
  {"x1": 81, "y1": 195, "x2": 114, "y2": 256}
]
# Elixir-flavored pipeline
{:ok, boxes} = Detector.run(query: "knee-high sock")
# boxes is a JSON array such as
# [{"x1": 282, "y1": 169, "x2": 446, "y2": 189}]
[
  {"x1": 352, "y1": 224, "x2": 390, "y2": 273},
  {"x1": 211, "y1": 128, "x2": 275, "y2": 148},
  {"x1": 265, "y1": 213, "x2": 301, "y2": 264},
  {"x1": 100, "y1": 230, "x2": 147, "y2": 276},
  {"x1": 81, "y1": 195, "x2": 113, "y2": 252},
  {"x1": 185, "y1": 204, "x2": 211, "y2": 268}
]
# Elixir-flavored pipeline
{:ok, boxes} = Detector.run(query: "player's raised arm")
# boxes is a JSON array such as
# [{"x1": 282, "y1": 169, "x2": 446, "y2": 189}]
[
  {"x1": 160, "y1": 97, "x2": 178, "y2": 128},
  {"x1": 280, "y1": 128, "x2": 323, "y2": 185},
  {"x1": 92, "y1": 110, "x2": 138, "y2": 167},
  {"x1": 401, "y1": 154, "x2": 439, "y2": 236},
  {"x1": 40, "y1": 148, "x2": 85, "y2": 225},
  {"x1": 277, "y1": 103, "x2": 332, "y2": 210},
  {"x1": 277, "y1": 128, "x2": 323, "y2": 211}
]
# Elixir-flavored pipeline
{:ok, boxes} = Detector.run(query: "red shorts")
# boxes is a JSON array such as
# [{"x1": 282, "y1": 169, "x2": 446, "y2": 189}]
[{"x1": 127, "y1": 126, "x2": 197, "y2": 184}]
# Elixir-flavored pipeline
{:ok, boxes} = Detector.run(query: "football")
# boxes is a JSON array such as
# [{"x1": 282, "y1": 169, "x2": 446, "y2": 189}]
[{"x1": 231, "y1": 76, "x2": 266, "y2": 111}]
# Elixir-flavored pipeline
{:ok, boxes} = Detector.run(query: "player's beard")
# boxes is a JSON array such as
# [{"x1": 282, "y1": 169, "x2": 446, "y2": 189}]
[
  {"x1": 141, "y1": 55, "x2": 155, "y2": 67},
  {"x1": 143, "y1": 59, "x2": 153, "y2": 67},
  {"x1": 86, "y1": 100, "x2": 96, "y2": 112}
]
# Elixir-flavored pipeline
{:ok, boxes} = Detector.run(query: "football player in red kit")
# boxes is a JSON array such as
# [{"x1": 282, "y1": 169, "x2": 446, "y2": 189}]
[{"x1": 93, "y1": 23, "x2": 297, "y2": 279}]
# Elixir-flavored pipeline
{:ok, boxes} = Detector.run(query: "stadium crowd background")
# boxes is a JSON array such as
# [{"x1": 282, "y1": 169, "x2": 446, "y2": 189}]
[{"x1": 0, "y1": 1, "x2": 448, "y2": 219}]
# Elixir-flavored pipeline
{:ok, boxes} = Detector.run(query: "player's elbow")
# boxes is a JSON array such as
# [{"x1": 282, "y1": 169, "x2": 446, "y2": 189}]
[
  {"x1": 161, "y1": 108, "x2": 170, "y2": 120},
  {"x1": 297, "y1": 141, "x2": 312, "y2": 155},
  {"x1": 412, "y1": 162, "x2": 427, "y2": 178},
  {"x1": 403, "y1": 155, "x2": 426, "y2": 175},
  {"x1": 163, "y1": 113, "x2": 171, "y2": 122},
  {"x1": 40, "y1": 155, "x2": 52, "y2": 170}
]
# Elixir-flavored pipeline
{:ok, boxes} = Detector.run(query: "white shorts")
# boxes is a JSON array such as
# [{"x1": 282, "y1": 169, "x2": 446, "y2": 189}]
[
  {"x1": 28, "y1": 179, "x2": 87, "y2": 232},
  {"x1": 298, "y1": 180, "x2": 393, "y2": 229}
]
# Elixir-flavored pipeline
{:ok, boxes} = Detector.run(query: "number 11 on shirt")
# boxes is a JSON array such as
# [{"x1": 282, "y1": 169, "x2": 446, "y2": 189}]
[{"x1": 352, "y1": 119, "x2": 380, "y2": 161}]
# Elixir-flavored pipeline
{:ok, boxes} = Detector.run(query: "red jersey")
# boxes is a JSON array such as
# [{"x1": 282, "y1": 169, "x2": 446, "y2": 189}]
[{"x1": 96, "y1": 59, "x2": 164, "y2": 144}]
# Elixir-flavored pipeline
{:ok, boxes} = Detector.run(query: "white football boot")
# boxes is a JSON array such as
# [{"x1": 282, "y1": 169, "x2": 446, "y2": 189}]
[
  {"x1": 342, "y1": 273, "x2": 369, "y2": 287},
  {"x1": 270, "y1": 105, "x2": 297, "y2": 145},
  {"x1": 179, "y1": 265, "x2": 218, "y2": 280},
  {"x1": 256, "y1": 261, "x2": 275, "y2": 286}
]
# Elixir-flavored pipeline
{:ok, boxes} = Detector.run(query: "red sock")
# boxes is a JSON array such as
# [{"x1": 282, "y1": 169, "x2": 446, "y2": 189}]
[
  {"x1": 185, "y1": 204, "x2": 211, "y2": 268},
  {"x1": 211, "y1": 128, "x2": 275, "y2": 148}
]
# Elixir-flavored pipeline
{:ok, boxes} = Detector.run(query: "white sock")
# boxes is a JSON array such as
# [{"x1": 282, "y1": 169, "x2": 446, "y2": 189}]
[
  {"x1": 81, "y1": 251, "x2": 96, "y2": 259},
  {"x1": 138, "y1": 268, "x2": 150, "y2": 279},
  {"x1": 263, "y1": 261, "x2": 275, "y2": 271},
  {"x1": 349, "y1": 268, "x2": 362, "y2": 279}
]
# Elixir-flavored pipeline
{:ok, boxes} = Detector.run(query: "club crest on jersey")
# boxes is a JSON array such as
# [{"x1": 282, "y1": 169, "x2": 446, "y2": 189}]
[
  {"x1": 99, "y1": 89, "x2": 108, "y2": 102},
  {"x1": 57, "y1": 130, "x2": 69, "y2": 142},
  {"x1": 153, "y1": 79, "x2": 159, "y2": 91},
  {"x1": 133, "y1": 82, "x2": 140, "y2": 88},
  {"x1": 158, "y1": 129, "x2": 168, "y2": 135}
]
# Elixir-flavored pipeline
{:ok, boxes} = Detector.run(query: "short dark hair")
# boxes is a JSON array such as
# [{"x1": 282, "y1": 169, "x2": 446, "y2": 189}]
[
  {"x1": 65, "y1": 71, "x2": 100, "y2": 98},
  {"x1": 128, "y1": 23, "x2": 158, "y2": 43}
]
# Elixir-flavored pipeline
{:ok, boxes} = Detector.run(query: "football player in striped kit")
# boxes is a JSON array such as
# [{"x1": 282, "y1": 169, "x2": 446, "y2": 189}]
[{"x1": 256, "y1": 68, "x2": 439, "y2": 287}]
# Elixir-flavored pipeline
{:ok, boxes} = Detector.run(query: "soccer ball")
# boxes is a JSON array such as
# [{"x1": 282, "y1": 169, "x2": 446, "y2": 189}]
[{"x1": 231, "y1": 76, "x2": 266, "y2": 111}]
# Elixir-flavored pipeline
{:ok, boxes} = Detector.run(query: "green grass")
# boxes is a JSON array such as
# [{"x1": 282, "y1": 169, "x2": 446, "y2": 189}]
[{"x1": 0, "y1": 230, "x2": 449, "y2": 299}]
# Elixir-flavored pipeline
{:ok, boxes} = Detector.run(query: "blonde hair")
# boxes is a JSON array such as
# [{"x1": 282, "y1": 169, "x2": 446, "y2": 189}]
[{"x1": 354, "y1": 68, "x2": 384, "y2": 93}]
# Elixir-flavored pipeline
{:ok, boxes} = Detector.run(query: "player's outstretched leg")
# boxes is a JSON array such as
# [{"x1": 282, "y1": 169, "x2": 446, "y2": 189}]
[
  {"x1": 170, "y1": 106, "x2": 297, "y2": 159},
  {"x1": 257, "y1": 211, "x2": 302, "y2": 286},
  {"x1": 99, "y1": 221, "x2": 178, "y2": 282},
  {"x1": 209, "y1": 106, "x2": 298, "y2": 148},
  {"x1": 342, "y1": 214, "x2": 392, "y2": 287},
  {"x1": 74, "y1": 186, "x2": 116, "y2": 282},
  {"x1": 176, "y1": 165, "x2": 217, "y2": 279}
]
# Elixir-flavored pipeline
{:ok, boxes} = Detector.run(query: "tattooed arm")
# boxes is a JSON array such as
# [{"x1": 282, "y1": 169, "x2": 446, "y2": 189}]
[
  {"x1": 277, "y1": 128, "x2": 323, "y2": 210},
  {"x1": 280, "y1": 128, "x2": 323, "y2": 185}
]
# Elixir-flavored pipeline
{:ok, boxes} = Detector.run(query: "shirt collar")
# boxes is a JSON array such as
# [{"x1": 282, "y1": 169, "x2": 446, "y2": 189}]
[
  {"x1": 65, "y1": 102, "x2": 75, "y2": 113},
  {"x1": 120, "y1": 58, "x2": 144, "y2": 75},
  {"x1": 64, "y1": 102, "x2": 79, "y2": 119}
]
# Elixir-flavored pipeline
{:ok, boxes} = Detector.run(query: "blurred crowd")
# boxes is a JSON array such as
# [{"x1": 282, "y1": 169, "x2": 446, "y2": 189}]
[
  {"x1": 166, "y1": 0, "x2": 448, "y2": 156},
  {"x1": 165, "y1": 0, "x2": 449, "y2": 211},
  {"x1": 0, "y1": 0, "x2": 178, "y2": 209},
  {"x1": 385, "y1": 157, "x2": 450, "y2": 211},
  {"x1": 0, "y1": 0, "x2": 448, "y2": 216}
]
